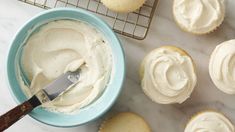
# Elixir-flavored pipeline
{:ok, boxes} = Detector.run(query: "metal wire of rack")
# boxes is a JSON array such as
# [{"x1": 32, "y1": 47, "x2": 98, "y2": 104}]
[{"x1": 19, "y1": 0, "x2": 159, "y2": 40}]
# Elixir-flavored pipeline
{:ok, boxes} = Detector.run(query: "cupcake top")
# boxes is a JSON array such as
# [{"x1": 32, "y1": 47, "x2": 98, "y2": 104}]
[
  {"x1": 140, "y1": 46, "x2": 197, "y2": 104},
  {"x1": 99, "y1": 112, "x2": 151, "y2": 132},
  {"x1": 185, "y1": 111, "x2": 234, "y2": 132},
  {"x1": 173, "y1": 0, "x2": 225, "y2": 34},
  {"x1": 209, "y1": 39, "x2": 235, "y2": 94},
  {"x1": 101, "y1": 0, "x2": 145, "y2": 13}
]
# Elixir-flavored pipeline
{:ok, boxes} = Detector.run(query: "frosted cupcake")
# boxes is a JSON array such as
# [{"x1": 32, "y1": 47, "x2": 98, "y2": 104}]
[
  {"x1": 209, "y1": 39, "x2": 235, "y2": 94},
  {"x1": 101, "y1": 0, "x2": 145, "y2": 13},
  {"x1": 99, "y1": 112, "x2": 151, "y2": 132},
  {"x1": 173, "y1": 0, "x2": 225, "y2": 34},
  {"x1": 185, "y1": 111, "x2": 234, "y2": 132},
  {"x1": 140, "y1": 46, "x2": 197, "y2": 104}
]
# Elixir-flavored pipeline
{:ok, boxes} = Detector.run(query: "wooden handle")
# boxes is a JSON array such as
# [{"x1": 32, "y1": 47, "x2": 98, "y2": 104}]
[{"x1": 0, "y1": 96, "x2": 41, "y2": 131}]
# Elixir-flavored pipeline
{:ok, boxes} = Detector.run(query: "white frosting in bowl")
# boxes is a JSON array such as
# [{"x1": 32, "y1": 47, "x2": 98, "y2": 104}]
[
  {"x1": 209, "y1": 39, "x2": 235, "y2": 94},
  {"x1": 140, "y1": 47, "x2": 197, "y2": 104},
  {"x1": 20, "y1": 20, "x2": 113, "y2": 113},
  {"x1": 184, "y1": 111, "x2": 234, "y2": 132},
  {"x1": 173, "y1": 0, "x2": 225, "y2": 34}
]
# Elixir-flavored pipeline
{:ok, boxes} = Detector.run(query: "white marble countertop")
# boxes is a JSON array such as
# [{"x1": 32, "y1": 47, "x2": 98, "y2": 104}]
[{"x1": 1, "y1": 0, "x2": 235, "y2": 131}]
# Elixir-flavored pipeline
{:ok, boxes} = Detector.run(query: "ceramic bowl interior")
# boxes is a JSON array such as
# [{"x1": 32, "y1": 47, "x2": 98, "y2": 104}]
[{"x1": 7, "y1": 8, "x2": 125, "y2": 127}]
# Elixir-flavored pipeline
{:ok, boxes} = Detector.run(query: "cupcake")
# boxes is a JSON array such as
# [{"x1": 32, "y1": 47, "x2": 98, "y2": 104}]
[
  {"x1": 209, "y1": 39, "x2": 235, "y2": 94},
  {"x1": 99, "y1": 112, "x2": 151, "y2": 132},
  {"x1": 173, "y1": 0, "x2": 225, "y2": 34},
  {"x1": 140, "y1": 46, "x2": 197, "y2": 104},
  {"x1": 101, "y1": 0, "x2": 145, "y2": 13},
  {"x1": 185, "y1": 111, "x2": 234, "y2": 132}
]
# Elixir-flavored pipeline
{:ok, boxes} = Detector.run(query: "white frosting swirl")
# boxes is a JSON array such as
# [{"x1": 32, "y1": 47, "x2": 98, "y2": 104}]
[
  {"x1": 140, "y1": 47, "x2": 197, "y2": 104},
  {"x1": 20, "y1": 20, "x2": 113, "y2": 113},
  {"x1": 185, "y1": 111, "x2": 234, "y2": 132},
  {"x1": 173, "y1": 0, "x2": 225, "y2": 34},
  {"x1": 209, "y1": 39, "x2": 235, "y2": 94}
]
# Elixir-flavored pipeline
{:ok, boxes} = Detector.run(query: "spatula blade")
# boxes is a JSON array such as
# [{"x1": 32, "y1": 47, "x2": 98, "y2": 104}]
[{"x1": 40, "y1": 70, "x2": 80, "y2": 101}]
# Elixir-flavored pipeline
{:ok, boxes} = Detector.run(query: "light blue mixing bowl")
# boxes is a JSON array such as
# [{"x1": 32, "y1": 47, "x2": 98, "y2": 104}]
[{"x1": 7, "y1": 8, "x2": 125, "y2": 127}]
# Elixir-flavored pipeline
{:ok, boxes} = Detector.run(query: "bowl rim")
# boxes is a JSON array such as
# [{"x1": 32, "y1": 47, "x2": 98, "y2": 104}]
[{"x1": 7, "y1": 7, "x2": 125, "y2": 127}]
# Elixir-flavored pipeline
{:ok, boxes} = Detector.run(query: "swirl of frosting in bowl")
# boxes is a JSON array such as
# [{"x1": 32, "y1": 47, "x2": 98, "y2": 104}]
[
  {"x1": 173, "y1": 0, "x2": 225, "y2": 34},
  {"x1": 140, "y1": 46, "x2": 197, "y2": 104},
  {"x1": 20, "y1": 20, "x2": 113, "y2": 113},
  {"x1": 209, "y1": 39, "x2": 235, "y2": 94},
  {"x1": 184, "y1": 111, "x2": 234, "y2": 132}
]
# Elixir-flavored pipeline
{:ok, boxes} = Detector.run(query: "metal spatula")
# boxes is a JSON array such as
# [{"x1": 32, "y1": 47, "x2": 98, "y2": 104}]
[{"x1": 0, "y1": 70, "x2": 81, "y2": 131}]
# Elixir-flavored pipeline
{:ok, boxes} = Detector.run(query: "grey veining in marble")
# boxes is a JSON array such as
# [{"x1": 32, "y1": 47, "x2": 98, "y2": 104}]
[{"x1": 1, "y1": 0, "x2": 235, "y2": 132}]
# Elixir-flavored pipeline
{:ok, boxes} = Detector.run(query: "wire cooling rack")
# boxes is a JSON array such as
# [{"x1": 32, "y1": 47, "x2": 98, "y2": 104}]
[{"x1": 19, "y1": 0, "x2": 159, "y2": 40}]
